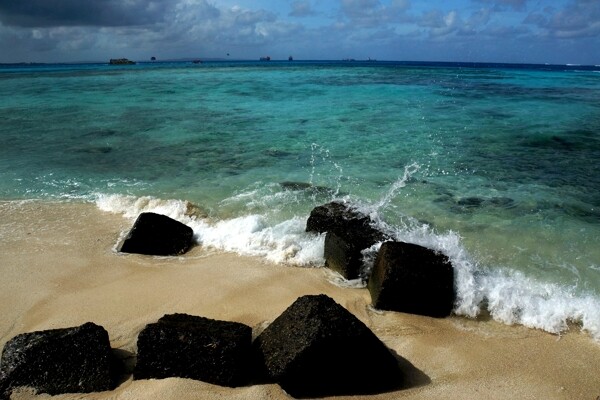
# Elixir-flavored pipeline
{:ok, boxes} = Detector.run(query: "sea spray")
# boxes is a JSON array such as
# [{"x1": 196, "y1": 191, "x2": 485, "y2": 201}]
[
  {"x1": 309, "y1": 143, "x2": 345, "y2": 199},
  {"x1": 372, "y1": 162, "x2": 420, "y2": 211}
]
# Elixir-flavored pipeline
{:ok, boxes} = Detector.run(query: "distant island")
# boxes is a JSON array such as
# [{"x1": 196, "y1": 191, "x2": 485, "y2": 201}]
[{"x1": 109, "y1": 58, "x2": 135, "y2": 65}]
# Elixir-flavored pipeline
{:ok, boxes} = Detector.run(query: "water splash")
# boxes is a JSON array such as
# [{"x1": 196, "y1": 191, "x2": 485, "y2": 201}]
[
  {"x1": 373, "y1": 162, "x2": 420, "y2": 210},
  {"x1": 309, "y1": 143, "x2": 344, "y2": 198}
]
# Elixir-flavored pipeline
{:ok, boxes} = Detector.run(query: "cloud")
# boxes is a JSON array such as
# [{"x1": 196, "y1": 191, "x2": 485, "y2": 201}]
[
  {"x1": 289, "y1": 1, "x2": 317, "y2": 17},
  {"x1": 0, "y1": 0, "x2": 598, "y2": 64},
  {"x1": 429, "y1": 10, "x2": 462, "y2": 38},
  {"x1": 0, "y1": 0, "x2": 173, "y2": 27},
  {"x1": 474, "y1": 0, "x2": 528, "y2": 12},
  {"x1": 417, "y1": 8, "x2": 495, "y2": 39},
  {"x1": 524, "y1": 0, "x2": 600, "y2": 38},
  {"x1": 337, "y1": 0, "x2": 412, "y2": 28}
]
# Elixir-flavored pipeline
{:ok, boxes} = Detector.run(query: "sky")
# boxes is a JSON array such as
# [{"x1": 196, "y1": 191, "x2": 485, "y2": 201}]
[{"x1": 0, "y1": 0, "x2": 598, "y2": 64}]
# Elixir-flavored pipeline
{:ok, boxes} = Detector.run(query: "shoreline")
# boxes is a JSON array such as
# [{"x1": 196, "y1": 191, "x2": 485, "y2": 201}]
[{"x1": 1, "y1": 200, "x2": 599, "y2": 399}]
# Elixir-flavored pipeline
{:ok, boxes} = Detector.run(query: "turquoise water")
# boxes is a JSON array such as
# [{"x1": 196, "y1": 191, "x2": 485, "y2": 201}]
[{"x1": 1, "y1": 61, "x2": 599, "y2": 338}]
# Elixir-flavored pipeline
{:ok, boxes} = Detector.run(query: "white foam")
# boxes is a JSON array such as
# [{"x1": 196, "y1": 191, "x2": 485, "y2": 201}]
[
  {"x1": 480, "y1": 269, "x2": 600, "y2": 337},
  {"x1": 360, "y1": 164, "x2": 600, "y2": 340},
  {"x1": 95, "y1": 193, "x2": 325, "y2": 267},
  {"x1": 190, "y1": 215, "x2": 325, "y2": 266},
  {"x1": 95, "y1": 192, "x2": 600, "y2": 340},
  {"x1": 95, "y1": 193, "x2": 197, "y2": 222},
  {"x1": 374, "y1": 218, "x2": 600, "y2": 340}
]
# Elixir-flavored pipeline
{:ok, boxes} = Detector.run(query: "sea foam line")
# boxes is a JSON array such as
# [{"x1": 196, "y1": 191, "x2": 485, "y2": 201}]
[
  {"x1": 94, "y1": 193, "x2": 325, "y2": 267},
  {"x1": 95, "y1": 192, "x2": 600, "y2": 341}
]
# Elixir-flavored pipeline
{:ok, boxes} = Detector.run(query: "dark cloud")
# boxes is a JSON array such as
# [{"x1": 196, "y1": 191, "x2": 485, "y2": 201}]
[{"x1": 0, "y1": 0, "x2": 171, "y2": 27}]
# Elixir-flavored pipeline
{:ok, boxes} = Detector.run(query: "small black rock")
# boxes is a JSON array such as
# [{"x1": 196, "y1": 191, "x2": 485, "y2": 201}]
[{"x1": 120, "y1": 212, "x2": 194, "y2": 256}]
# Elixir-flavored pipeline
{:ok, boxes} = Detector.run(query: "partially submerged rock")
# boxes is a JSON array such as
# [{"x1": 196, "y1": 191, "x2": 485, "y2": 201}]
[
  {"x1": 368, "y1": 241, "x2": 455, "y2": 318},
  {"x1": 306, "y1": 201, "x2": 375, "y2": 235},
  {"x1": 134, "y1": 313, "x2": 252, "y2": 387},
  {"x1": 0, "y1": 323, "x2": 113, "y2": 399},
  {"x1": 324, "y1": 230, "x2": 381, "y2": 280},
  {"x1": 280, "y1": 181, "x2": 334, "y2": 195},
  {"x1": 253, "y1": 294, "x2": 402, "y2": 397},
  {"x1": 119, "y1": 212, "x2": 194, "y2": 256},
  {"x1": 307, "y1": 202, "x2": 387, "y2": 279}
]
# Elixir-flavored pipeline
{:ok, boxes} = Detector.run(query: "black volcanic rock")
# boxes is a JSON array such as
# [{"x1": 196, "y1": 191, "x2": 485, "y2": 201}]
[
  {"x1": 324, "y1": 230, "x2": 380, "y2": 280},
  {"x1": 119, "y1": 212, "x2": 194, "y2": 256},
  {"x1": 253, "y1": 294, "x2": 402, "y2": 397},
  {"x1": 0, "y1": 323, "x2": 113, "y2": 399},
  {"x1": 133, "y1": 313, "x2": 252, "y2": 387},
  {"x1": 306, "y1": 201, "x2": 376, "y2": 235},
  {"x1": 368, "y1": 241, "x2": 455, "y2": 318},
  {"x1": 307, "y1": 202, "x2": 387, "y2": 279}
]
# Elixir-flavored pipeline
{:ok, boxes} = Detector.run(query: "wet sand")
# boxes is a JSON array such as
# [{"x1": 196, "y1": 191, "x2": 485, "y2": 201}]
[{"x1": 1, "y1": 200, "x2": 599, "y2": 400}]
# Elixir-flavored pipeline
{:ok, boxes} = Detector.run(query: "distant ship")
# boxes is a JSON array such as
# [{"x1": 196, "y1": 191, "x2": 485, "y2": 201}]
[
  {"x1": 288, "y1": 56, "x2": 293, "y2": 61},
  {"x1": 109, "y1": 58, "x2": 135, "y2": 65},
  {"x1": 260, "y1": 56, "x2": 271, "y2": 61}
]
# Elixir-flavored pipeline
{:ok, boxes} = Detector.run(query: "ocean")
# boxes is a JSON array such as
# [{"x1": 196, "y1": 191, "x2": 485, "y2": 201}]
[{"x1": 1, "y1": 60, "x2": 599, "y2": 339}]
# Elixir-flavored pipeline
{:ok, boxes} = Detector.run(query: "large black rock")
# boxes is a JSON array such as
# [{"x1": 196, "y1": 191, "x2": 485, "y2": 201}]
[
  {"x1": 368, "y1": 241, "x2": 455, "y2": 318},
  {"x1": 133, "y1": 313, "x2": 252, "y2": 387},
  {"x1": 253, "y1": 294, "x2": 402, "y2": 398},
  {"x1": 307, "y1": 202, "x2": 387, "y2": 279},
  {"x1": 0, "y1": 322, "x2": 113, "y2": 399},
  {"x1": 324, "y1": 230, "x2": 380, "y2": 280},
  {"x1": 119, "y1": 212, "x2": 194, "y2": 256},
  {"x1": 306, "y1": 201, "x2": 375, "y2": 235}
]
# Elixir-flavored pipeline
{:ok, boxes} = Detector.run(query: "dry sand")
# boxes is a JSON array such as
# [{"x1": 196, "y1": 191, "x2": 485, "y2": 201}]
[{"x1": 1, "y1": 200, "x2": 599, "y2": 400}]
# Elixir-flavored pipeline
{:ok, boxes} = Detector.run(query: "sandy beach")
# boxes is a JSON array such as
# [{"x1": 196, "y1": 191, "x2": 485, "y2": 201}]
[{"x1": 1, "y1": 200, "x2": 599, "y2": 400}]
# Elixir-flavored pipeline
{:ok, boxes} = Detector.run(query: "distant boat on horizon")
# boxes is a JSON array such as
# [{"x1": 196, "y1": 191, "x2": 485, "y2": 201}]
[
  {"x1": 288, "y1": 56, "x2": 293, "y2": 61},
  {"x1": 109, "y1": 58, "x2": 135, "y2": 65},
  {"x1": 260, "y1": 56, "x2": 271, "y2": 61}
]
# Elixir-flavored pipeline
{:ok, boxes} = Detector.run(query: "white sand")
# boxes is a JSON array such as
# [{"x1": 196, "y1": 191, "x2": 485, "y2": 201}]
[{"x1": 1, "y1": 200, "x2": 599, "y2": 400}]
